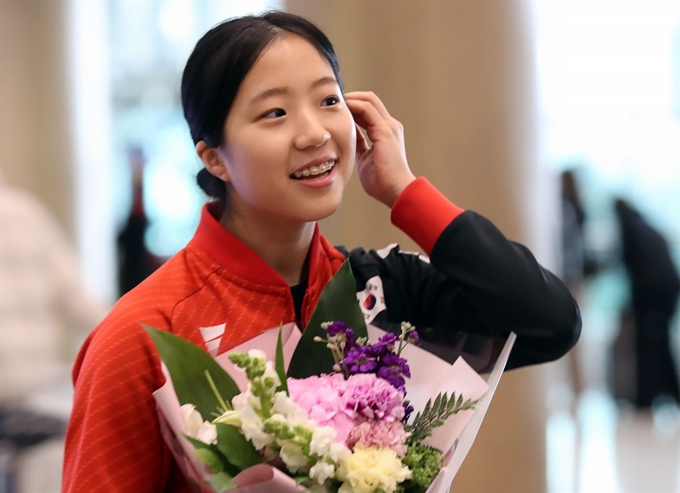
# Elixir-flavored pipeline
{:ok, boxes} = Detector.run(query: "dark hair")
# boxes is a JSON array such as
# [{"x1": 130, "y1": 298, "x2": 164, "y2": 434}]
[{"x1": 181, "y1": 11, "x2": 343, "y2": 202}]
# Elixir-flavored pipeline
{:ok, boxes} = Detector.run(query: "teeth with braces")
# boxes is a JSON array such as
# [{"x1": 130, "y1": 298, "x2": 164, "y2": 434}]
[{"x1": 292, "y1": 160, "x2": 335, "y2": 179}]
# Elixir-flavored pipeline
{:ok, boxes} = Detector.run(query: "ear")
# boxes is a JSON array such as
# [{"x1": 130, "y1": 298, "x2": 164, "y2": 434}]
[{"x1": 196, "y1": 141, "x2": 230, "y2": 182}]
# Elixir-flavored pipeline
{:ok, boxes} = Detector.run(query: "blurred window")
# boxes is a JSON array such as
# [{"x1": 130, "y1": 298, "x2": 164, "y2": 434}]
[
  {"x1": 533, "y1": 1, "x2": 680, "y2": 265},
  {"x1": 532, "y1": 6, "x2": 680, "y2": 491},
  {"x1": 109, "y1": 0, "x2": 281, "y2": 258}
]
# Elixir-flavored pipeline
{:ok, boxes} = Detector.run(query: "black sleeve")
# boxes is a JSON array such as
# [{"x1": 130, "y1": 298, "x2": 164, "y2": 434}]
[{"x1": 346, "y1": 211, "x2": 581, "y2": 370}]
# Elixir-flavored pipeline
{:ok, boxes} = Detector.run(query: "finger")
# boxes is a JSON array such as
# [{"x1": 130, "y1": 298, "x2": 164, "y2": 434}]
[
  {"x1": 346, "y1": 99, "x2": 391, "y2": 136},
  {"x1": 345, "y1": 91, "x2": 391, "y2": 120},
  {"x1": 346, "y1": 92, "x2": 404, "y2": 134},
  {"x1": 355, "y1": 124, "x2": 370, "y2": 155},
  {"x1": 349, "y1": 111, "x2": 370, "y2": 134}
]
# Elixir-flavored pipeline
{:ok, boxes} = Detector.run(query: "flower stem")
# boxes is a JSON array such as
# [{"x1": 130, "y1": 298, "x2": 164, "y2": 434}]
[{"x1": 204, "y1": 369, "x2": 232, "y2": 412}]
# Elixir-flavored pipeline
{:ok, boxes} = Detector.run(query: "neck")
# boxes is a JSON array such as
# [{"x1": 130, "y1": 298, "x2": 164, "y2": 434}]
[{"x1": 220, "y1": 207, "x2": 315, "y2": 286}]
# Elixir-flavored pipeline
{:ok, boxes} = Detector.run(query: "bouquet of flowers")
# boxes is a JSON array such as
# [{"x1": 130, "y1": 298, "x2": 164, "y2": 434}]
[{"x1": 146, "y1": 261, "x2": 515, "y2": 492}]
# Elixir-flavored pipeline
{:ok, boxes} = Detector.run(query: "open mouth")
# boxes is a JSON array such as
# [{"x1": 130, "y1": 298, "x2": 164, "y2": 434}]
[{"x1": 290, "y1": 159, "x2": 336, "y2": 180}]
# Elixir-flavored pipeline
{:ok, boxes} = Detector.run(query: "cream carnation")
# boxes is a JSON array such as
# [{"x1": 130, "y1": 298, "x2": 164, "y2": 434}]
[{"x1": 337, "y1": 445, "x2": 411, "y2": 493}]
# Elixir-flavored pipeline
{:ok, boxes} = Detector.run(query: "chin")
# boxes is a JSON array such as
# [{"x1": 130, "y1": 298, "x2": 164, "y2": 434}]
[{"x1": 297, "y1": 197, "x2": 342, "y2": 223}]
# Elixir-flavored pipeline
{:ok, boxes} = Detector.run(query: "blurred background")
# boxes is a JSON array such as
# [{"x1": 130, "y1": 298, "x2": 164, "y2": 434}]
[{"x1": 1, "y1": 0, "x2": 679, "y2": 491}]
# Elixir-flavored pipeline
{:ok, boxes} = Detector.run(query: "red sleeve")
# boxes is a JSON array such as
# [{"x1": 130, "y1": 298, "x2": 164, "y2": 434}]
[
  {"x1": 62, "y1": 313, "x2": 180, "y2": 492},
  {"x1": 390, "y1": 177, "x2": 465, "y2": 255}
]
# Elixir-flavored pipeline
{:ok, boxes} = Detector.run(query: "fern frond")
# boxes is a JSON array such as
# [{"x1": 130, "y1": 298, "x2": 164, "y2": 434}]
[{"x1": 406, "y1": 392, "x2": 480, "y2": 445}]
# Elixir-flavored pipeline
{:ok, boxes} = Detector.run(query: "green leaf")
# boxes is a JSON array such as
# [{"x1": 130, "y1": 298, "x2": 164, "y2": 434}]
[
  {"x1": 275, "y1": 323, "x2": 289, "y2": 395},
  {"x1": 209, "y1": 471, "x2": 237, "y2": 492},
  {"x1": 293, "y1": 475, "x2": 310, "y2": 485},
  {"x1": 288, "y1": 260, "x2": 367, "y2": 378},
  {"x1": 194, "y1": 448, "x2": 226, "y2": 472},
  {"x1": 144, "y1": 326, "x2": 242, "y2": 421},
  {"x1": 215, "y1": 423, "x2": 262, "y2": 471},
  {"x1": 406, "y1": 391, "x2": 481, "y2": 445},
  {"x1": 185, "y1": 436, "x2": 239, "y2": 477}
]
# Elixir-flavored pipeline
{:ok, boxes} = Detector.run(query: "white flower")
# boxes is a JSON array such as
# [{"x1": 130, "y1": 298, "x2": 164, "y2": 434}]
[
  {"x1": 279, "y1": 441, "x2": 309, "y2": 472},
  {"x1": 329, "y1": 442, "x2": 351, "y2": 463},
  {"x1": 181, "y1": 404, "x2": 216, "y2": 444},
  {"x1": 273, "y1": 392, "x2": 305, "y2": 417},
  {"x1": 262, "y1": 361, "x2": 281, "y2": 388},
  {"x1": 214, "y1": 410, "x2": 241, "y2": 427},
  {"x1": 309, "y1": 461, "x2": 335, "y2": 484},
  {"x1": 238, "y1": 399, "x2": 262, "y2": 425},
  {"x1": 266, "y1": 413, "x2": 287, "y2": 425},
  {"x1": 247, "y1": 394, "x2": 262, "y2": 411},
  {"x1": 309, "y1": 426, "x2": 336, "y2": 457},
  {"x1": 180, "y1": 404, "x2": 204, "y2": 437},
  {"x1": 242, "y1": 421, "x2": 273, "y2": 450},
  {"x1": 196, "y1": 421, "x2": 217, "y2": 444},
  {"x1": 247, "y1": 349, "x2": 267, "y2": 361},
  {"x1": 273, "y1": 392, "x2": 296, "y2": 415},
  {"x1": 232, "y1": 393, "x2": 248, "y2": 411},
  {"x1": 285, "y1": 405, "x2": 313, "y2": 428},
  {"x1": 236, "y1": 399, "x2": 272, "y2": 449}
]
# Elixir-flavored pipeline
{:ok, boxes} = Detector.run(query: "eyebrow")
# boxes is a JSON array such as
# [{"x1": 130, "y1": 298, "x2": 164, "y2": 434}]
[{"x1": 249, "y1": 76, "x2": 338, "y2": 104}]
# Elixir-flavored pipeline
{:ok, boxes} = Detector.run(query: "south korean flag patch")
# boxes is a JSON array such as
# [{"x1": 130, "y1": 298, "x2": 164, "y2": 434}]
[{"x1": 356, "y1": 275, "x2": 387, "y2": 323}]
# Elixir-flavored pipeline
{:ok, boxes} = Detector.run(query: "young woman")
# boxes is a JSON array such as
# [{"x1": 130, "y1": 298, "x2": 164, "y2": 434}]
[{"x1": 63, "y1": 11, "x2": 581, "y2": 492}]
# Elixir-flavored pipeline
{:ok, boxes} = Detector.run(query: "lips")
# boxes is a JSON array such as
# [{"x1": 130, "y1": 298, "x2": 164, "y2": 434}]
[{"x1": 290, "y1": 156, "x2": 338, "y2": 180}]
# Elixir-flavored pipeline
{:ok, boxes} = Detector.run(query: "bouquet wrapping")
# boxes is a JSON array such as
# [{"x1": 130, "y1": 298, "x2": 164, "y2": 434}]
[{"x1": 146, "y1": 261, "x2": 516, "y2": 492}]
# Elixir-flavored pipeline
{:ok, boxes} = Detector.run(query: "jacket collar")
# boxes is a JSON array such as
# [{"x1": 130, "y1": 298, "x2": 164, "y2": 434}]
[{"x1": 189, "y1": 202, "x2": 346, "y2": 290}]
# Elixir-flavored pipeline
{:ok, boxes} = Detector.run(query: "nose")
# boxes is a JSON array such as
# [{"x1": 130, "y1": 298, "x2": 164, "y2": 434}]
[{"x1": 293, "y1": 110, "x2": 330, "y2": 150}]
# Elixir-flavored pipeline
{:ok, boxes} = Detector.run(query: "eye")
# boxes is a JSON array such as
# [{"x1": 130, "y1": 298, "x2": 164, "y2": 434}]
[
  {"x1": 261, "y1": 108, "x2": 286, "y2": 119},
  {"x1": 321, "y1": 96, "x2": 341, "y2": 107}
]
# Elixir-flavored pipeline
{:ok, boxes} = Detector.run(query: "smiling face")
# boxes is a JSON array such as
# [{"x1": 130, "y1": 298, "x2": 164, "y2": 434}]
[{"x1": 215, "y1": 34, "x2": 356, "y2": 226}]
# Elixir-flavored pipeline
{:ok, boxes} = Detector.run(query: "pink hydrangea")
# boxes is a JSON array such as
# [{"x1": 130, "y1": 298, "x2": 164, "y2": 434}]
[
  {"x1": 343, "y1": 374, "x2": 405, "y2": 422},
  {"x1": 288, "y1": 374, "x2": 354, "y2": 442},
  {"x1": 346, "y1": 419, "x2": 409, "y2": 457}
]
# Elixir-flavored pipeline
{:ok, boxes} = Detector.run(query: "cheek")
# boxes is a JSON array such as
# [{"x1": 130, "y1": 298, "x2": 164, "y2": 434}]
[
  {"x1": 348, "y1": 128, "x2": 357, "y2": 155},
  {"x1": 226, "y1": 133, "x2": 285, "y2": 179},
  {"x1": 334, "y1": 110, "x2": 357, "y2": 156}
]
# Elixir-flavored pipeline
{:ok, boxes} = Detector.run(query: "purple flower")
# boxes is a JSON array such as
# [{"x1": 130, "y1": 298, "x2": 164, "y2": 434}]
[
  {"x1": 382, "y1": 354, "x2": 411, "y2": 378},
  {"x1": 338, "y1": 330, "x2": 413, "y2": 398},
  {"x1": 367, "y1": 351, "x2": 411, "y2": 393},
  {"x1": 373, "y1": 333, "x2": 398, "y2": 352},
  {"x1": 325, "y1": 321, "x2": 352, "y2": 338},
  {"x1": 344, "y1": 346, "x2": 379, "y2": 374},
  {"x1": 343, "y1": 374, "x2": 405, "y2": 422},
  {"x1": 377, "y1": 367, "x2": 406, "y2": 393},
  {"x1": 381, "y1": 353, "x2": 398, "y2": 365},
  {"x1": 324, "y1": 321, "x2": 356, "y2": 348},
  {"x1": 403, "y1": 402, "x2": 414, "y2": 422},
  {"x1": 327, "y1": 324, "x2": 419, "y2": 423}
]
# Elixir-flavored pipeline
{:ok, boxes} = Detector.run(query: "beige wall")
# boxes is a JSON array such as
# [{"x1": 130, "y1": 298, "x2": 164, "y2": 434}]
[
  {"x1": 287, "y1": 1, "x2": 552, "y2": 491},
  {"x1": 0, "y1": 0, "x2": 117, "y2": 303},
  {"x1": 0, "y1": 0, "x2": 75, "y2": 238}
]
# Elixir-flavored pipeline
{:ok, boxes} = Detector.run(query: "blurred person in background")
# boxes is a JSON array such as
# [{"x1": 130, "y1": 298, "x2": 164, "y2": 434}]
[
  {"x1": 0, "y1": 173, "x2": 106, "y2": 491},
  {"x1": 613, "y1": 197, "x2": 680, "y2": 409},
  {"x1": 560, "y1": 169, "x2": 599, "y2": 289},
  {"x1": 116, "y1": 146, "x2": 163, "y2": 297},
  {"x1": 560, "y1": 169, "x2": 598, "y2": 404}
]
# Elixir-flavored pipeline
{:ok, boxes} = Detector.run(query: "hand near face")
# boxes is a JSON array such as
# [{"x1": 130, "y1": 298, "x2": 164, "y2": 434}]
[{"x1": 345, "y1": 92, "x2": 416, "y2": 208}]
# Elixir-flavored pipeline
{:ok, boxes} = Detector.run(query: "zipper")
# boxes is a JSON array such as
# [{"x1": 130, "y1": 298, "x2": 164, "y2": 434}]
[
  {"x1": 299, "y1": 294, "x2": 308, "y2": 332},
  {"x1": 289, "y1": 282, "x2": 309, "y2": 331}
]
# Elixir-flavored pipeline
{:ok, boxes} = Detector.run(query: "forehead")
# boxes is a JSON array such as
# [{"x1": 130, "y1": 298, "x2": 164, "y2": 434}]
[{"x1": 237, "y1": 34, "x2": 336, "y2": 97}]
